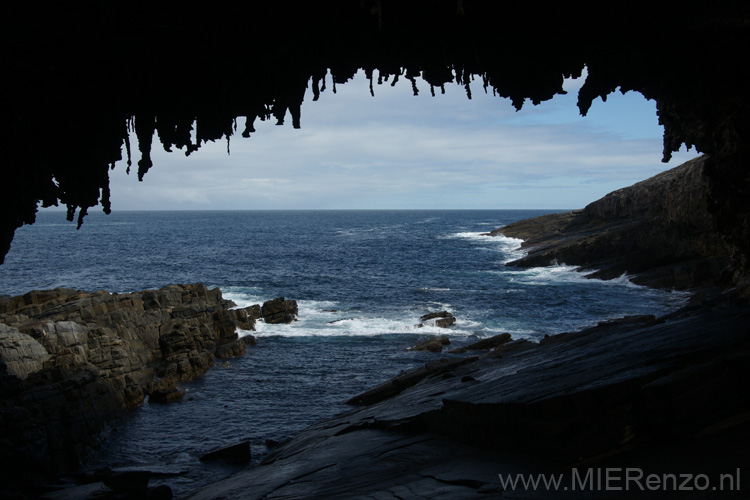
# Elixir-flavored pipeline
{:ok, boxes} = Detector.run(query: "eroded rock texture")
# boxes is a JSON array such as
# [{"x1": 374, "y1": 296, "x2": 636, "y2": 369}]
[
  {"x1": 4, "y1": 2, "x2": 750, "y2": 279},
  {"x1": 0, "y1": 284, "x2": 255, "y2": 487}
]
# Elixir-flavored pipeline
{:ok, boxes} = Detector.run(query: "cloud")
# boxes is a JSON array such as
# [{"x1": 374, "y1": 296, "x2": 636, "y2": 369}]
[{"x1": 106, "y1": 70, "x2": 699, "y2": 211}]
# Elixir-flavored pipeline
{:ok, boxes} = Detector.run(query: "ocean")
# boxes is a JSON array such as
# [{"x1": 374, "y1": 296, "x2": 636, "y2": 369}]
[{"x1": 0, "y1": 210, "x2": 689, "y2": 494}]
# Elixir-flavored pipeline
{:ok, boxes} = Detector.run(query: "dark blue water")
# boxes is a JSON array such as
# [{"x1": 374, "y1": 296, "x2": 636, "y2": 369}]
[{"x1": 0, "y1": 210, "x2": 689, "y2": 494}]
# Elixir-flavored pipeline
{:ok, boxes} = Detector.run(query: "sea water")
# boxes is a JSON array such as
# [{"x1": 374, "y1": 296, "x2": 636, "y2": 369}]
[{"x1": 0, "y1": 210, "x2": 689, "y2": 494}]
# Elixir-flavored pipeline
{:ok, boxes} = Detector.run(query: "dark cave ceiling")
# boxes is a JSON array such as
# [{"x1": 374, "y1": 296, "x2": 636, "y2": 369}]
[{"x1": 3, "y1": 1, "x2": 749, "y2": 264}]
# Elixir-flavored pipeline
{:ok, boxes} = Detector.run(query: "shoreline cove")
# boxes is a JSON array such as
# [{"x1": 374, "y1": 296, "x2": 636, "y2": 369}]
[{"x1": 1, "y1": 158, "x2": 749, "y2": 498}]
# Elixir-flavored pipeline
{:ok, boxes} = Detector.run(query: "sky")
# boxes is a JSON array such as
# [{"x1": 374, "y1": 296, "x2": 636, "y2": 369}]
[{"x1": 96, "y1": 68, "x2": 698, "y2": 211}]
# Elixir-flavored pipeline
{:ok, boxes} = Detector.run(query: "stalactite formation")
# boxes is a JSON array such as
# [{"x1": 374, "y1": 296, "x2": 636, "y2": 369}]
[{"x1": 4, "y1": 1, "x2": 749, "y2": 267}]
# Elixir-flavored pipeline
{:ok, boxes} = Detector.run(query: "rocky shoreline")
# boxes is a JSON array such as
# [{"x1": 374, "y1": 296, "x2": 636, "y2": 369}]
[
  {"x1": 2, "y1": 156, "x2": 749, "y2": 498},
  {"x1": 492, "y1": 155, "x2": 733, "y2": 294},
  {"x1": 178, "y1": 157, "x2": 749, "y2": 499},
  {"x1": 0, "y1": 285, "x2": 297, "y2": 498}
]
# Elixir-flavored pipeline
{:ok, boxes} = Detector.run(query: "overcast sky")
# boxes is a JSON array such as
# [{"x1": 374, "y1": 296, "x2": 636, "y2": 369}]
[{"x1": 100, "y1": 68, "x2": 698, "y2": 211}]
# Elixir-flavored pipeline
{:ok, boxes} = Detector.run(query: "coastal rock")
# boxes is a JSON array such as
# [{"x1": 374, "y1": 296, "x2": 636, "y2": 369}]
[
  {"x1": 407, "y1": 335, "x2": 450, "y2": 353},
  {"x1": 418, "y1": 310, "x2": 456, "y2": 328},
  {"x1": 148, "y1": 377, "x2": 186, "y2": 404},
  {"x1": 0, "y1": 324, "x2": 51, "y2": 379},
  {"x1": 0, "y1": 283, "x2": 257, "y2": 486},
  {"x1": 448, "y1": 333, "x2": 512, "y2": 354},
  {"x1": 346, "y1": 356, "x2": 479, "y2": 406},
  {"x1": 229, "y1": 308, "x2": 256, "y2": 331},
  {"x1": 244, "y1": 304, "x2": 262, "y2": 321},
  {"x1": 216, "y1": 338, "x2": 247, "y2": 359},
  {"x1": 493, "y1": 156, "x2": 732, "y2": 292},
  {"x1": 261, "y1": 297, "x2": 298, "y2": 324}
]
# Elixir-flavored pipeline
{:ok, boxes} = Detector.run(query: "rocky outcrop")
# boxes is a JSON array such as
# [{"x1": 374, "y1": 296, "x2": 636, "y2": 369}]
[
  {"x1": 419, "y1": 310, "x2": 456, "y2": 328},
  {"x1": 407, "y1": 335, "x2": 450, "y2": 353},
  {"x1": 260, "y1": 297, "x2": 298, "y2": 324},
  {"x1": 493, "y1": 156, "x2": 733, "y2": 292},
  {"x1": 0, "y1": 284, "x2": 257, "y2": 488},
  {"x1": 0, "y1": 324, "x2": 51, "y2": 379}
]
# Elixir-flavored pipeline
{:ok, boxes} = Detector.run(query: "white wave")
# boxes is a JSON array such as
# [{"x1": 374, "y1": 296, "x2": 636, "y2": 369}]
[
  {"x1": 249, "y1": 301, "x2": 481, "y2": 339},
  {"x1": 444, "y1": 231, "x2": 526, "y2": 263},
  {"x1": 415, "y1": 217, "x2": 440, "y2": 224},
  {"x1": 222, "y1": 292, "x2": 265, "y2": 309},
  {"x1": 505, "y1": 265, "x2": 691, "y2": 314},
  {"x1": 237, "y1": 328, "x2": 256, "y2": 339},
  {"x1": 506, "y1": 263, "x2": 590, "y2": 285},
  {"x1": 226, "y1": 291, "x2": 550, "y2": 343}
]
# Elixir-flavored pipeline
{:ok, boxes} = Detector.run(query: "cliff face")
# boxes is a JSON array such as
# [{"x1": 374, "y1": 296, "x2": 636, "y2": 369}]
[
  {"x1": 495, "y1": 155, "x2": 735, "y2": 291},
  {"x1": 0, "y1": 284, "x2": 259, "y2": 486}
]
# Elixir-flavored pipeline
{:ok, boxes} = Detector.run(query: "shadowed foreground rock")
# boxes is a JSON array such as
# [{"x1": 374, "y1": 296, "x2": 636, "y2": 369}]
[
  {"x1": 184, "y1": 293, "x2": 750, "y2": 499},
  {"x1": 199, "y1": 440, "x2": 252, "y2": 463},
  {"x1": 0, "y1": 284, "x2": 263, "y2": 490}
]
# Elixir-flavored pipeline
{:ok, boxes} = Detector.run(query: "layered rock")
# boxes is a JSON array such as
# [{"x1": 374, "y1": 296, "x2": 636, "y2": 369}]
[
  {"x1": 0, "y1": 284, "x2": 256, "y2": 487},
  {"x1": 448, "y1": 332, "x2": 513, "y2": 354},
  {"x1": 493, "y1": 156, "x2": 733, "y2": 292},
  {"x1": 185, "y1": 295, "x2": 750, "y2": 499}
]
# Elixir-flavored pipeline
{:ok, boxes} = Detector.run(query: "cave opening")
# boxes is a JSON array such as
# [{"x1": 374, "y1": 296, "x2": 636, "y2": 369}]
[{"x1": 35, "y1": 68, "x2": 698, "y2": 221}]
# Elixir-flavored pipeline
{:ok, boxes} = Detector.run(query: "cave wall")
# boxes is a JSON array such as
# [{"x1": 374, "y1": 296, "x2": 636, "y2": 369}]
[{"x1": 4, "y1": 2, "x2": 749, "y2": 270}]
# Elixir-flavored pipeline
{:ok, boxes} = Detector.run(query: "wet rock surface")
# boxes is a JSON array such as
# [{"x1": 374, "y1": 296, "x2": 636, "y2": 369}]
[
  {"x1": 448, "y1": 332, "x2": 513, "y2": 354},
  {"x1": 419, "y1": 311, "x2": 457, "y2": 329},
  {"x1": 0, "y1": 284, "x2": 269, "y2": 491},
  {"x1": 260, "y1": 297, "x2": 299, "y2": 324},
  {"x1": 185, "y1": 294, "x2": 750, "y2": 499},
  {"x1": 408, "y1": 335, "x2": 451, "y2": 353}
]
